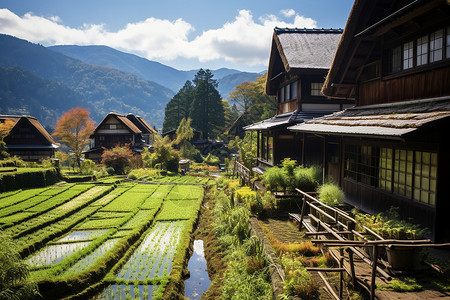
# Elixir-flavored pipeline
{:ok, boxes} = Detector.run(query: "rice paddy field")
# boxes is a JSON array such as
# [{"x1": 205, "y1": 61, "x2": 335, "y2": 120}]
[{"x1": 0, "y1": 177, "x2": 212, "y2": 299}]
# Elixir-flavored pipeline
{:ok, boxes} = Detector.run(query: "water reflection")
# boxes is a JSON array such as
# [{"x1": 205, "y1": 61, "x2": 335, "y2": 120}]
[{"x1": 185, "y1": 240, "x2": 211, "y2": 299}]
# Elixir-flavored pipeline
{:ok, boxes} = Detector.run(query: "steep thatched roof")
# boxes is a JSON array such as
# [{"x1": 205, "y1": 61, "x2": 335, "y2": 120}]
[
  {"x1": 93, "y1": 112, "x2": 142, "y2": 134},
  {"x1": 288, "y1": 96, "x2": 450, "y2": 139},
  {"x1": 275, "y1": 28, "x2": 343, "y2": 70},
  {"x1": 266, "y1": 28, "x2": 343, "y2": 95},
  {"x1": 1, "y1": 115, "x2": 57, "y2": 146}
]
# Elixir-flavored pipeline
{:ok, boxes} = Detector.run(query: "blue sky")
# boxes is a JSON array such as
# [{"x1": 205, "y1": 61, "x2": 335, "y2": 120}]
[{"x1": 0, "y1": 0, "x2": 354, "y2": 72}]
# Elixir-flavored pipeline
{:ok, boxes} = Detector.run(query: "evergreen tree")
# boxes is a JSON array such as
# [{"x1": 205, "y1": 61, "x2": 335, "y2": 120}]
[
  {"x1": 162, "y1": 80, "x2": 194, "y2": 133},
  {"x1": 190, "y1": 69, "x2": 224, "y2": 139}
]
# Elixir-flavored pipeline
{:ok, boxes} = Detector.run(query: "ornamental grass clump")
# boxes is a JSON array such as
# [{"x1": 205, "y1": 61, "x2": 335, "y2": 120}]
[
  {"x1": 281, "y1": 257, "x2": 320, "y2": 299},
  {"x1": 317, "y1": 182, "x2": 345, "y2": 207},
  {"x1": 263, "y1": 159, "x2": 321, "y2": 193}
]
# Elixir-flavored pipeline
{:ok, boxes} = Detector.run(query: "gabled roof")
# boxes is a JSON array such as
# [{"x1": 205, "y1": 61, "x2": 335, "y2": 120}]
[
  {"x1": 135, "y1": 115, "x2": 157, "y2": 134},
  {"x1": 322, "y1": 0, "x2": 446, "y2": 99},
  {"x1": 288, "y1": 96, "x2": 450, "y2": 140},
  {"x1": 1, "y1": 115, "x2": 57, "y2": 145},
  {"x1": 266, "y1": 28, "x2": 343, "y2": 95},
  {"x1": 93, "y1": 112, "x2": 141, "y2": 135}
]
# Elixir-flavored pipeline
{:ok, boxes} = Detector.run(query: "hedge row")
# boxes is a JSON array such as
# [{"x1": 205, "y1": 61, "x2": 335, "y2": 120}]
[{"x1": 0, "y1": 168, "x2": 60, "y2": 192}]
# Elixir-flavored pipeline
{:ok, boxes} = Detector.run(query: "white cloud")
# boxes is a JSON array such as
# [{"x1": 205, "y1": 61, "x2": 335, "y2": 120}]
[
  {"x1": 281, "y1": 9, "x2": 296, "y2": 18},
  {"x1": 0, "y1": 8, "x2": 317, "y2": 67}
]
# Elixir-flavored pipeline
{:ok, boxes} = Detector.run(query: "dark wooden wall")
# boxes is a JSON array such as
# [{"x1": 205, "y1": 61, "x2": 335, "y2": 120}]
[{"x1": 359, "y1": 65, "x2": 450, "y2": 106}]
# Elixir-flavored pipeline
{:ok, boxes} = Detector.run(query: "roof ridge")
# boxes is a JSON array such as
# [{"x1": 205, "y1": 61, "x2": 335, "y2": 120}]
[{"x1": 275, "y1": 27, "x2": 343, "y2": 34}]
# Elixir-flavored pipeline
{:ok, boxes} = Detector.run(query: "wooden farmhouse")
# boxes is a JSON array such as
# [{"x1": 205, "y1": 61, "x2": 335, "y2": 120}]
[
  {"x1": 84, "y1": 112, "x2": 156, "y2": 162},
  {"x1": 1, "y1": 115, "x2": 58, "y2": 161},
  {"x1": 244, "y1": 28, "x2": 354, "y2": 172},
  {"x1": 288, "y1": 0, "x2": 450, "y2": 241}
]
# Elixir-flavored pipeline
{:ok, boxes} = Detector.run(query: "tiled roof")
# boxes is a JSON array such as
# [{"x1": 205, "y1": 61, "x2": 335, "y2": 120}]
[{"x1": 288, "y1": 96, "x2": 450, "y2": 139}]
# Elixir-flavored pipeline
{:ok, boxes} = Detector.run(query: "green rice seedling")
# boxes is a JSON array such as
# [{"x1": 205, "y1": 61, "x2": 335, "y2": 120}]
[
  {"x1": 140, "y1": 197, "x2": 164, "y2": 210},
  {"x1": 14, "y1": 205, "x2": 101, "y2": 255},
  {"x1": 0, "y1": 189, "x2": 21, "y2": 200},
  {"x1": 0, "y1": 187, "x2": 49, "y2": 209},
  {"x1": 56, "y1": 229, "x2": 109, "y2": 243},
  {"x1": 167, "y1": 185, "x2": 203, "y2": 201},
  {"x1": 26, "y1": 241, "x2": 91, "y2": 268},
  {"x1": 121, "y1": 210, "x2": 157, "y2": 229},
  {"x1": 62, "y1": 238, "x2": 121, "y2": 277},
  {"x1": 148, "y1": 185, "x2": 173, "y2": 199},
  {"x1": 155, "y1": 200, "x2": 201, "y2": 221},
  {"x1": 77, "y1": 215, "x2": 133, "y2": 230},
  {"x1": 116, "y1": 221, "x2": 184, "y2": 281},
  {"x1": 100, "y1": 192, "x2": 150, "y2": 212},
  {"x1": 5, "y1": 185, "x2": 112, "y2": 240},
  {"x1": 0, "y1": 195, "x2": 51, "y2": 218}
]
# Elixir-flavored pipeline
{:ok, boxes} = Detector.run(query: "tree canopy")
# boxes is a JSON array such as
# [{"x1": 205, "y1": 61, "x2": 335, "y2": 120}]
[
  {"x1": 229, "y1": 74, "x2": 276, "y2": 126},
  {"x1": 190, "y1": 69, "x2": 224, "y2": 139},
  {"x1": 52, "y1": 107, "x2": 95, "y2": 171},
  {"x1": 162, "y1": 80, "x2": 194, "y2": 133}
]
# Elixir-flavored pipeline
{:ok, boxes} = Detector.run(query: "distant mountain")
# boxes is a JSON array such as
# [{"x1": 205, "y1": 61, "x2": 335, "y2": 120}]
[
  {"x1": 0, "y1": 65, "x2": 85, "y2": 129},
  {"x1": 48, "y1": 45, "x2": 260, "y2": 99},
  {"x1": 217, "y1": 72, "x2": 261, "y2": 102},
  {"x1": 0, "y1": 34, "x2": 173, "y2": 128}
]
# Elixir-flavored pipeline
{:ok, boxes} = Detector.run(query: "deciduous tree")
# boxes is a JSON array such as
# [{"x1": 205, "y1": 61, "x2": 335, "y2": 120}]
[
  {"x1": 53, "y1": 107, "x2": 95, "y2": 171},
  {"x1": 0, "y1": 119, "x2": 15, "y2": 159}
]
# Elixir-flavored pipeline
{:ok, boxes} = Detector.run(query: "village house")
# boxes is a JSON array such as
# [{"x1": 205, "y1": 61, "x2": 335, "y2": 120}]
[
  {"x1": 1, "y1": 115, "x2": 58, "y2": 161},
  {"x1": 288, "y1": 0, "x2": 450, "y2": 241},
  {"x1": 244, "y1": 28, "x2": 354, "y2": 172},
  {"x1": 83, "y1": 112, "x2": 156, "y2": 162}
]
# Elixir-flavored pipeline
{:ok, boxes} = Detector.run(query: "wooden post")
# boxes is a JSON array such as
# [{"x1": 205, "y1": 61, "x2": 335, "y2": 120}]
[
  {"x1": 339, "y1": 248, "x2": 344, "y2": 299},
  {"x1": 298, "y1": 195, "x2": 307, "y2": 231},
  {"x1": 370, "y1": 245, "x2": 379, "y2": 300},
  {"x1": 347, "y1": 248, "x2": 357, "y2": 287}
]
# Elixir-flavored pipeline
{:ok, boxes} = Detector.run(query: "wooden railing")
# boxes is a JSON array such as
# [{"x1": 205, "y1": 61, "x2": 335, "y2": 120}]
[
  {"x1": 290, "y1": 187, "x2": 450, "y2": 300},
  {"x1": 234, "y1": 160, "x2": 251, "y2": 186}
]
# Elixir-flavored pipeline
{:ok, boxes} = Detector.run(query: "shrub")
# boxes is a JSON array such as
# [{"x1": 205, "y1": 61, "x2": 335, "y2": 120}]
[
  {"x1": 317, "y1": 182, "x2": 345, "y2": 207},
  {"x1": 101, "y1": 145, "x2": 133, "y2": 175},
  {"x1": 81, "y1": 159, "x2": 96, "y2": 175}
]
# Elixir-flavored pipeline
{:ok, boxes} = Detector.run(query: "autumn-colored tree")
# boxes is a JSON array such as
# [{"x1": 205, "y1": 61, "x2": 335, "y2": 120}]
[
  {"x1": 101, "y1": 144, "x2": 133, "y2": 174},
  {"x1": 0, "y1": 119, "x2": 15, "y2": 159},
  {"x1": 53, "y1": 107, "x2": 95, "y2": 171}
]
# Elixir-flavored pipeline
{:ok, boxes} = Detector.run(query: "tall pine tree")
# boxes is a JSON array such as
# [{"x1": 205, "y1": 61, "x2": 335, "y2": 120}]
[
  {"x1": 162, "y1": 80, "x2": 194, "y2": 133},
  {"x1": 190, "y1": 69, "x2": 224, "y2": 139}
]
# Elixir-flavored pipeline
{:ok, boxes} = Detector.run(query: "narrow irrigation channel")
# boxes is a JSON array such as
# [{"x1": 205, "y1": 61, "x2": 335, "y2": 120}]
[{"x1": 184, "y1": 240, "x2": 211, "y2": 299}]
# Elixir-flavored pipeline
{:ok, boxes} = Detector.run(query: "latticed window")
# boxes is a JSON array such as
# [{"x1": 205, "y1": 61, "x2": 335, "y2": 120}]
[
  {"x1": 403, "y1": 41, "x2": 414, "y2": 69},
  {"x1": 379, "y1": 148, "x2": 393, "y2": 192},
  {"x1": 393, "y1": 150, "x2": 413, "y2": 198},
  {"x1": 417, "y1": 35, "x2": 429, "y2": 66},
  {"x1": 430, "y1": 29, "x2": 443, "y2": 63},
  {"x1": 414, "y1": 151, "x2": 438, "y2": 206}
]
